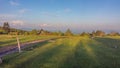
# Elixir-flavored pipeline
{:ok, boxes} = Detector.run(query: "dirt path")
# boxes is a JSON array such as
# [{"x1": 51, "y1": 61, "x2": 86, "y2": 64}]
[{"x1": 0, "y1": 38, "x2": 56, "y2": 57}]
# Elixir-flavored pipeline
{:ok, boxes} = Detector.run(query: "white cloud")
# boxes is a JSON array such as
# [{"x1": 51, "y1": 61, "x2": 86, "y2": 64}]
[
  {"x1": 19, "y1": 9, "x2": 28, "y2": 14},
  {"x1": 11, "y1": 20, "x2": 24, "y2": 26},
  {"x1": 10, "y1": 0, "x2": 19, "y2": 6},
  {"x1": 39, "y1": 24, "x2": 51, "y2": 27},
  {"x1": 0, "y1": 14, "x2": 17, "y2": 22}
]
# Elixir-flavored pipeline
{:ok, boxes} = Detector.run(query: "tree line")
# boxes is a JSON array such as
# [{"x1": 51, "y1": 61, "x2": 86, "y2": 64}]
[{"x1": 0, "y1": 22, "x2": 120, "y2": 36}]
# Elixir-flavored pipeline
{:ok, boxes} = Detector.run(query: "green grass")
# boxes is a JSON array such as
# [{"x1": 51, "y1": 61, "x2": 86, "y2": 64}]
[
  {"x1": 0, "y1": 37, "x2": 120, "y2": 68},
  {"x1": 0, "y1": 35, "x2": 58, "y2": 47}
]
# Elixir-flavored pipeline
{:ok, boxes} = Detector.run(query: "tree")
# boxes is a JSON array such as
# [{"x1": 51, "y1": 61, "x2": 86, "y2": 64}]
[
  {"x1": 3, "y1": 22, "x2": 10, "y2": 34},
  {"x1": 17, "y1": 30, "x2": 25, "y2": 35},
  {"x1": 24, "y1": 32, "x2": 29, "y2": 35},
  {"x1": 39, "y1": 29, "x2": 44, "y2": 34},
  {"x1": 30, "y1": 29, "x2": 38, "y2": 35},
  {"x1": 0, "y1": 29, "x2": 6, "y2": 34},
  {"x1": 80, "y1": 32, "x2": 90, "y2": 37},
  {"x1": 108, "y1": 32, "x2": 119, "y2": 36},
  {"x1": 65, "y1": 29, "x2": 73, "y2": 36},
  {"x1": 58, "y1": 31, "x2": 64, "y2": 36},
  {"x1": 92, "y1": 31, "x2": 96, "y2": 36},
  {"x1": 95, "y1": 30, "x2": 105, "y2": 37},
  {"x1": 90, "y1": 31, "x2": 96, "y2": 38},
  {"x1": 40, "y1": 30, "x2": 48, "y2": 35},
  {"x1": 52, "y1": 32, "x2": 59, "y2": 36}
]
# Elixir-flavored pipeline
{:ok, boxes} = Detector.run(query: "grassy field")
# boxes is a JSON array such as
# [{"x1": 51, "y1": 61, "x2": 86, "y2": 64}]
[
  {"x1": 0, "y1": 36, "x2": 120, "y2": 68},
  {"x1": 0, "y1": 35, "x2": 58, "y2": 48}
]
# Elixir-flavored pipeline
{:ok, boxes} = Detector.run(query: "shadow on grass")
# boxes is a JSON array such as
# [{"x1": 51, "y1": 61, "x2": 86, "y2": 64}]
[
  {"x1": 94, "y1": 37, "x2": 120, "y2": 49},
  {"x1": 11, "y1": 38, "x2": 79, "y2": 68},
  {"x1": 2, "y1": 37, "x2": 120, "y2": 68},
  {"x1": 58, "y1": 42, "x2": 82, "y2": 68},
  {"x1": 92, "y1": 38, "x2": 120, "y2": 68},
  {"x1": 16, "y1": 44, "x2": 65, "y2": 68},
  {"x1": 67, "y1": 41, "x2": 99, "y2": 68},
  {"x1": 23, "y1": 41, "x2": 50, "y2": 51},
  {"x1": 0, "y1": 41, "x2": 53, "y2": 67},
  {"x1": 1, "y1": 41, "x2": 51, "y2": 64}
]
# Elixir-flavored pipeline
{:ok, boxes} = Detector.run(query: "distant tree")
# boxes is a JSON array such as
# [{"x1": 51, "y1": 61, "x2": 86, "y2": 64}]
[
  {"x1": 95, "y1": 30, "x2": 105, "y2": 37},
  {"x1": 17, "y1": 30, "x2": 25, "y2": 35},
  {"x1": 24, "y1": 32, "x2": 29, "y2": 35},
  {"x1": 80, "y1": 32, "x2": 90, "y2": 37},
  {"x1": 108, "y1": 32, "x2": 119, "y2": 36},
  {"x1": 89, "y1": 31, "x2": 96, "y2": 38},
  {"x1": 58, "y1": 31, "x2": 64, "y2": 36},
  {"x1": 30, "y1": 29, "x2": 38, "y2": 35},
  {"x1": 3, "y1": 22, "x2": 10, "y2": 34},
  {"x1": 64, "y1": 29, "x2": 73, "y2": 36},
  {"x1": 39, "y1": 29, "x2": 48, "y2": 35},
  {"x1": 0, "y1": 26, "x2": 2, "y2": 29},
  {"x1": 52, "y1": 32, "x2": 58, "y2": 36},
  {"x1": 92, "y1": 31, "x2": 96, "y2": 36},
  {"x1": 39, "y1": 29, "x2": 44, "y2": 34},
  {"x1": 40, "y1": 30, "x2": 48, "y2": 35},
  {"x1": 0, "y1": 29, "x2": 6, "y2": 34}
]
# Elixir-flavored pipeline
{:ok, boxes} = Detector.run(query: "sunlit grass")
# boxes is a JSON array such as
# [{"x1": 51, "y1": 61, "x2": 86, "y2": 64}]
[
  {"x1": 0, "y1": 36, "x2": 120, "y2": 68},
  {"x1": 0, "y1": 35, "x2": 58, "y2": 47}
]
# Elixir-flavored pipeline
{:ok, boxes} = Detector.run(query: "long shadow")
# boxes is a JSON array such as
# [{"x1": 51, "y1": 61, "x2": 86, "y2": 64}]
[
  {"x1": 93, "y1": 37, "x2": 120, "y2": 68},
  {"x1": 15, "y1": 38, "x2": 77, "y2": 68},
  {"x1": 1, "y1": 41, "x2": 51, "y2": 66},
  {"x1": 2, "y1": 41, "x2": 49, "y2": 66},
  {"x1": 94, "y1": 37, "x2": 120, "y2": 49},
  {"x1": 59, "y1": 38, "x2": 104, "y2": 68},
  {"x1": 1, "y1": 38, "x2": 63, "y2": 68},
  {"x1": 58, "y1": 41, "x2": 82, "y2": 68},
  {"x1": 15, "y1": 44, "x2": 65, "y2": 68},
  {"x1": 67, "y1": 41, "x2": 99, "y2": 68},
  {"x1": 23, "y1": 41, "x2": 50, "y2": 51}
]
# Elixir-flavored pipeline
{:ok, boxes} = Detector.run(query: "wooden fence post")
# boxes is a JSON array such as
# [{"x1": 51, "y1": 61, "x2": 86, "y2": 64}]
[
  {"x1": 16, "y1": 36, "x2": 21, "y2": 53},
  {"x1": 0, "y1": 58, "x2": 2, "y2": 64}
]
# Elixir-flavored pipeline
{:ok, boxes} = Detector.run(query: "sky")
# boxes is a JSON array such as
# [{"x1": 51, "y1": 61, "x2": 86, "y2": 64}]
[{"x1": 0, "y1": 0, "x2": 120, "y2": 33}]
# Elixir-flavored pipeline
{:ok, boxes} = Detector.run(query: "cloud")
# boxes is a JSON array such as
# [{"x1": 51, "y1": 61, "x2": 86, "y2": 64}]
[
  {"x1": 10, "y1": 0, "x2": 19, "y2": 6},
  {"x1": 19, "y1": 9, "x2": 28, "y2": 14},
  {"x1": 0, "y1": 14, "x2": 23, "y2": 23},
  {"x1": 0, "y1": 14, "x2": 17, "y2": 22},
  {"x1": 11, "y1": 20, "x2": 24, "y2": 26},
  {"x1": 39, "y1": 24, "x2": 51, "y2": 27}
]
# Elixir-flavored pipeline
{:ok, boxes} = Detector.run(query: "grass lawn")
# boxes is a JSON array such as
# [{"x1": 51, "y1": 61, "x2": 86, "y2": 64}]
[
  {"x1": 0, "y1": 35, "x2": 58, "y2": 48},
  {"x1": 0, "y1": 36, "x2": 120, "y2": 68}
]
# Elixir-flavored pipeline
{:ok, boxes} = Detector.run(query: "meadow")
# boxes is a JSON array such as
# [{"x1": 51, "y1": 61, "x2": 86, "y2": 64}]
[
  {"x1": 0, "y1": 35, "x2": 58, "y2": 48},
  {"x1": 0, "y1": 36, "x2": 120, "y2": 68}
]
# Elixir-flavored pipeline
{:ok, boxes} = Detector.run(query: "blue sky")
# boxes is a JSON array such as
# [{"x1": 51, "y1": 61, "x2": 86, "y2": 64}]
[{"x1": 0, "y1": 0, "x2": 120, "y2": 33}]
